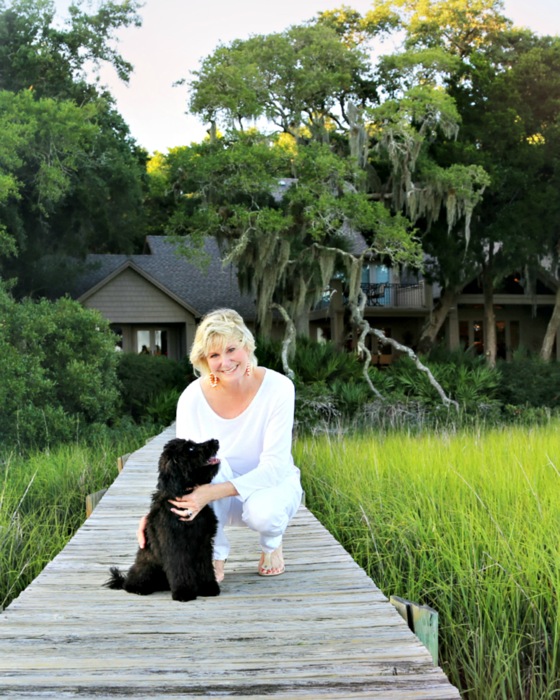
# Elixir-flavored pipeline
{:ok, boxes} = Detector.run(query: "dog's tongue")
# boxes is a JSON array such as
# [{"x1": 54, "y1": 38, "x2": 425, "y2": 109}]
[{"x1": 208, "y1": 457, "x2": 220, "y2": 465}]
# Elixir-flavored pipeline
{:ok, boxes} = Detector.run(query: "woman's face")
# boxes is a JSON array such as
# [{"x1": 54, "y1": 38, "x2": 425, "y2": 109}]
[{"x1": 206, "y1": 338, "x2": 249, "y2": 382}]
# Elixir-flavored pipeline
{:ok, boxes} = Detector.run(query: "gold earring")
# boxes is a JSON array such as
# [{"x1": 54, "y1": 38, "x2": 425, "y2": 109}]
[
  {"x1": 210, "y1": 373, "x2": 219, "y2": 388},
  {"x1": 245, "y1": 363, "x2": 252, "y2": 377}
]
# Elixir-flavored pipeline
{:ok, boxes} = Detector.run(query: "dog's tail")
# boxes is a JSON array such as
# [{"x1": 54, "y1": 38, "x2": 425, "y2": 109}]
[{"x1": 104, "y1": 566, "x2": 126, "y2": 589}]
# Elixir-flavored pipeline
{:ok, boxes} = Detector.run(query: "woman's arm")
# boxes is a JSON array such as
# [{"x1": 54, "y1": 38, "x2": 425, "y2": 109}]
[
  {"x1": 168, "y1": 480, "x2": 239, "y2": 521},
  {"x1": 230, "y1": 374, "x2": 296, "y2": 500}
]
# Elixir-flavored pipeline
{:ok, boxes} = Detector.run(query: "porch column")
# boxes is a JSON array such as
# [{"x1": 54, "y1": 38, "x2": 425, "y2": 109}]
[{"x1": 448, "y1": 307, "x2": 460, "y2": 351}]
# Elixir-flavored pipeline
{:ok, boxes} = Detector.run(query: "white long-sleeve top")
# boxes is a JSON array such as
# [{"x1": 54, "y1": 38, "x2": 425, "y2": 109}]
[{"x1": 175, "y1": 369, "x2": 298, "y2": 501}]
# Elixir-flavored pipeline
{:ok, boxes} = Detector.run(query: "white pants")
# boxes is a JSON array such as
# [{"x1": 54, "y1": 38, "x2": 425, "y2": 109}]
[{"x1": 210, "y1": 461, "x2": 303, "y2": 561}]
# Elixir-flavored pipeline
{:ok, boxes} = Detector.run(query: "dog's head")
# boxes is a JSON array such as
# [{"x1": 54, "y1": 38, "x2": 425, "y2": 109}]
[{"x1": 157, "y1": 438, "x2": 220, "y2": 494}]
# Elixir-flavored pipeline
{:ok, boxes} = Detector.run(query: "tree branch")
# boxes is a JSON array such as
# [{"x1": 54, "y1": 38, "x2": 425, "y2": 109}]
[
  {"x1": 370, "y1": 328, "x2": 459, "y2": 410},
  {"x1": 270, "y1": 303, "x2": 296, "y2": 380}
]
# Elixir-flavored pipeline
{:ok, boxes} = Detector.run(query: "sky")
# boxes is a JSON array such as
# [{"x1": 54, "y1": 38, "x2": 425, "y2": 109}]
[{"x1": 54, "y1": 0, "x2": 560, "y2": 154}]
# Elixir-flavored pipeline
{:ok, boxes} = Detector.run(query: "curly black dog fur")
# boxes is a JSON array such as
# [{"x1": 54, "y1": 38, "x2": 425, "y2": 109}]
[{"x1": 104, "y1": 437, "x2": 221, "y2": 602}]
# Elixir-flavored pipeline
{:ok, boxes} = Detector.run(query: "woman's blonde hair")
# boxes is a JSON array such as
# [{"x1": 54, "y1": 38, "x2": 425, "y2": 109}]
[{"x1": 189, "y1": 308, "x2": 258, "y2": 377}]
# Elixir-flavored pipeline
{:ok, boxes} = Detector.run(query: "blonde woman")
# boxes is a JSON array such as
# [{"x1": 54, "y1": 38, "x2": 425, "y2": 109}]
[{"x1": 137, "y1": 308, "x2": 302, "y2": 581}]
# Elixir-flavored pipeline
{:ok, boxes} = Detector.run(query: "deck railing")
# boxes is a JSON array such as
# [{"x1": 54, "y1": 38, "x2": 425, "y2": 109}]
[
  {"x1": 315, "y1": 281, "x2": 427, "y2": 310},
  {"x1": 360, "y1": 281, "x2": 426, "y2": 308}
]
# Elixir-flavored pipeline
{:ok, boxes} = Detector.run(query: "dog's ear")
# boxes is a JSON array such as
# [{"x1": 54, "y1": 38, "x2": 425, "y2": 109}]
[
  {"x1": 159, "y1": 439, "x2": 183, "y2": 475},
  {"x1": 158, "y1": 439, "x2": 199, "y2": 491}
]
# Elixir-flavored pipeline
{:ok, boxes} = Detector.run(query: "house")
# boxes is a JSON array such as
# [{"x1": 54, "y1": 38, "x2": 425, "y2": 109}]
[
  {"x1": 73, "y1": 236, "x2": 256, "y2": 360},
  {"x1": 446, "y1": 272, "x2": 559, "y2": 360},
  {"x1": 74, "y1": 235, "x2": 560, "y2": 363},
  {"x1": 309, "y1": 260, "x2": 559, "y2": 362}
]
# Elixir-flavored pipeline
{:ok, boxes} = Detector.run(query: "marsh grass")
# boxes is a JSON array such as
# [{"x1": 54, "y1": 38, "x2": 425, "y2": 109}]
[
  {"x1": 294, "y1": 424, "x2": 560, "y2": 700},
  {"x1": 0, "y1": 428, "x2": 153, "y2": 610}
]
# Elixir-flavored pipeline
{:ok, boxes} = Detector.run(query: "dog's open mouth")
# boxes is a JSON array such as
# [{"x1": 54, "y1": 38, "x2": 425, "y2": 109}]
[{"x1": 207, "y1": 456, "x2": 220, "y2": 466}]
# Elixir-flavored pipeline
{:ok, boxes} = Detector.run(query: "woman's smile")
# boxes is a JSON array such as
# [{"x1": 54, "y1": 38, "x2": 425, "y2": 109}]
[{"x1": 207, "y1": 343, "x2": 248, "y2": 380}]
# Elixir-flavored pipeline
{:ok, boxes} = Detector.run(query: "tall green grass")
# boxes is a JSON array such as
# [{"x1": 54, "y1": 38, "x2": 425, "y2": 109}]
[
  {"x1": 0, "y1": 427, "x2": 153, "y2": 611},
  {"x1": 294, "y1": 425, "x2": 560, "y2": 700}
]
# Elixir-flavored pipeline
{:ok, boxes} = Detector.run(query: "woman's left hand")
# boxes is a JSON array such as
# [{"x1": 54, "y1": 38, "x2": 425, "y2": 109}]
[{"x1": 169, "y1": 485, "x2": 211, "y2": 521}]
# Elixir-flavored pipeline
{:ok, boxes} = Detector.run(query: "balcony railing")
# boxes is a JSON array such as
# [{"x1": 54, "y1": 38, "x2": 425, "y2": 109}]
[
  {"x1": 360, "y1": 282, "x2": 426, "y2": 308},
  {"x1": 315, "y1": 281, "x2": 427, "y2": 310}
]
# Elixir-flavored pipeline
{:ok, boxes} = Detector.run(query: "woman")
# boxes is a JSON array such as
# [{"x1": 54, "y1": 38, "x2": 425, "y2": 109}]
[{"x1": 137, "y1": 308, "x2": 303, "y2": 581}]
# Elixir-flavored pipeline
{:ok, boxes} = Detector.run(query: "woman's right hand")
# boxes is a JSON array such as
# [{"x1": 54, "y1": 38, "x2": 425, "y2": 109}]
[{"x1": 136, "y1": 514, "x2": 148, "y2": 548}]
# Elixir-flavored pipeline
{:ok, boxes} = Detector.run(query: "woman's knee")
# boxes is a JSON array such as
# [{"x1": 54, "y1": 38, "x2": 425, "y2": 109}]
[
  {"x1": 241, "y1": 477, "x2": 302, "y2": 534},
  {"x1": 242, "y1": 497, "x2": 289, "y2": 535}
]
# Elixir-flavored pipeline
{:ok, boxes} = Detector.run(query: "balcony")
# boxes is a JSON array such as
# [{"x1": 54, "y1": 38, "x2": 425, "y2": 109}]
[
  {"x1": 314, "y1": 281, "x2": 428, "y2": 311},
  {"x1": 361, "y1": 282, "x2": 426, "y2": 308}
]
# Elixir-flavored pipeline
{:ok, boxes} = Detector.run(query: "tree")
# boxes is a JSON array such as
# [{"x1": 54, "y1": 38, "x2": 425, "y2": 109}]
[
  {"x1": 184, "y1": 13, "x2": 488, "y2": 371},
  {"x1": 0, "y1": 90, "x2": 147, "y2": 297},
  {"x1": 374, "y1": 0, "x2": 560, "y2": 363},
  {"x1": 189, "y1": 22, "x2": 373, "y2": 142},
  {"x1": 0, "y1": 0, "x2": 147, "y2": 298},
  {"x1": 160, "y1": 130, "x2": 422, "y2": 335},
  {"x1": 0, "y1": 0, "x2": 142, "y2": 100}
]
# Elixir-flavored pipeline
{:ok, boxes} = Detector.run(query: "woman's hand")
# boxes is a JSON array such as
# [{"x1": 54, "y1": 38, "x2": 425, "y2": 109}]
[
  {"x1": 137, "y1": 514, "x2": 148, "y2": 549},
  {"x1": 169, "y1": 484, "x2": 212, "y2": 521}
]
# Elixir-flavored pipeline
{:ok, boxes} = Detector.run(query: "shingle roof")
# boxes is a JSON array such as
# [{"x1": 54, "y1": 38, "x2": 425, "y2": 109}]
[{"x1": 73, "y1": 236, "x2": 257, "y2": 320}]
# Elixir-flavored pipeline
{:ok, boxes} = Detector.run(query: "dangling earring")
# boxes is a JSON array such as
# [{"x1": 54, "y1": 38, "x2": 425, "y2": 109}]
[
  {"x1": 209, "y1": 373, "x2": 219, "y2": 388},
  {"x1": 245, "y1": 363, "x2": 253, "y2": 377}
]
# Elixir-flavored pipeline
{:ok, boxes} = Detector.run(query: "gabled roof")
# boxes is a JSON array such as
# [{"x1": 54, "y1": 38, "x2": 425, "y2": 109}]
[{"x1": 73, "y1": 236, "x2": 257, "y2": 320}]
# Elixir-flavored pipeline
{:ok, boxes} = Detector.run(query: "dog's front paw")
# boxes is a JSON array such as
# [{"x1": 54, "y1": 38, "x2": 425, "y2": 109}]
[
  {"x1": 198, "y1": 580, "x2": 220, "y2": 597},
  {"x1": 171, "y1": 586, "x2": 197, "y2": 602}
]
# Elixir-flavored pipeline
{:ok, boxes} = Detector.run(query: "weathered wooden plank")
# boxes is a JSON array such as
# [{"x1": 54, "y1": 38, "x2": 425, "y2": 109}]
[{"x1": 0, "y1": 425, "x2": 461, "y2": 698}]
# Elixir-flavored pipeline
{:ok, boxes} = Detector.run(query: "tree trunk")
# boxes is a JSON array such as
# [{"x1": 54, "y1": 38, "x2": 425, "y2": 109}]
[
  {"x1": 482, "y1": 266, "x2": 497, "y2": 368},
  {"x1": 540, "y1": 284, "x2": 560, "y2": 361},
  {"x1": 417, "y1": 287, "x2": 459, "y2": 355}
]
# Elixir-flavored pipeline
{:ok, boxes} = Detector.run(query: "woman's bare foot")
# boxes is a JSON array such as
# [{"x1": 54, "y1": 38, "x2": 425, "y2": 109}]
[
  {"x1": 258, "y1": 545, "x2": 285, "y2": 576},
  {"x1": 213, "y1": 560, "x2": 225, "y2": 583}
]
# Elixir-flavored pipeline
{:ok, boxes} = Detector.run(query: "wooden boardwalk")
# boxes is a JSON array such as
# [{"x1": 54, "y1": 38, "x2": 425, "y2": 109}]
[{"x1": 0, "y1": 426, "x2": 461, "y2": 698}]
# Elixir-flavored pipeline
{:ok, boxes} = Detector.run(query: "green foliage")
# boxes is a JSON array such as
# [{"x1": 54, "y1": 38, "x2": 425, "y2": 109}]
[
  {"x1": 372, "y1": 353, "x2": 500, "y2": 410},
  {"x1": 144, "y1": 387, "x2": 183, "y2": 427},
  {"x1": 0, "y1": 0, "x2": 142, "y2": 99},
  {"x1": 496, "y1": 354, "x2": 560, "y2": 408},
  {"x1": 0, "y1": 1, "x2": 147, "y2": 298},
  {"x1": 292, "y1": 337, "x2": 363, "y2": 384},
  {"x1": 189, "y1": 22, "x2": 371, "y2": 132},
  {"x1": 0, "y1": 287, "x2": 120, "y2": 450},
  {"x1": 116, "y1": 353, "x2": 193, "y2": 422},
  {"x1": 253, "y1": 334, "x2": 284, "y2": 373},
  {"x1": 294, "y1": 381, "x2": 340, "y2": 427}
]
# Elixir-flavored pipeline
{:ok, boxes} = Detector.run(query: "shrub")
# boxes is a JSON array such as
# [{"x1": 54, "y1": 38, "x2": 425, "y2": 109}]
[
  {"x1": 368, "y1": 353, "x2": 500, "y2": 412},
  {"x1": 254, "y1": 334, "x2": 283, "y2": 373},
  {"x1": 116, "y1": 353, "x2": 193, "y2": 422},
  {"x1": 0, "y1": 288, "x2": 120, "y2": 451},
  {"x1": 496, "y1": 354, "x2": 560, "y2": 408},
  {"x1": 293, "y1": 336, "x2": 363, "y2": 384},
  {"x1": 145, "y1": 387, "x2": 183, "y2": 427}
]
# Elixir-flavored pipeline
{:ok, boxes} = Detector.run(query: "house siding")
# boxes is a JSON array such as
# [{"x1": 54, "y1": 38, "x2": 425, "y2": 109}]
[{"x1": 82, "y1": 268, "x2": 191, "y2": 324}]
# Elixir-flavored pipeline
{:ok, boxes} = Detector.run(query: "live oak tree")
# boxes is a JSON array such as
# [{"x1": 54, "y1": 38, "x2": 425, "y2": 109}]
[
  {"x1": 181, "y1": 13, "x2": 487, "y2": 374},
  {"x1": 375, "y1": 0, "x2": 560, "y2": 364}
]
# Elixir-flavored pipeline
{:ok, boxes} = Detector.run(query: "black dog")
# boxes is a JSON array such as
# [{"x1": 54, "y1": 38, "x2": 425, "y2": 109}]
[{"x1": 104, "y1": 437, "x2": 221, "y2": 602}]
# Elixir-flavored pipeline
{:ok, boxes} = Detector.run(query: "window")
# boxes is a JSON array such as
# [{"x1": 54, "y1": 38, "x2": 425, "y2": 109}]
[{"x1": 136, "y1": 329, "x2": 168, "y2": 356}]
